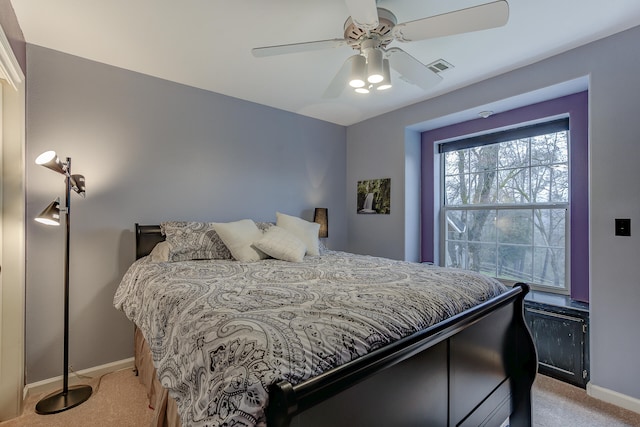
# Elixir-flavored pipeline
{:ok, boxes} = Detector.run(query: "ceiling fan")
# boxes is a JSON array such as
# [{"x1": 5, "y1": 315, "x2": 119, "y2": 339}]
[{"x1": 252, "y1": 0, "x2": 509, "y2": 97}]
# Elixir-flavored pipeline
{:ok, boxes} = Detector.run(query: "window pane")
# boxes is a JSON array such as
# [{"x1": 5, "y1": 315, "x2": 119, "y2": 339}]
[
  {"x1": 533, "y1": 209, "x2": 566, "y2": 248},
  {"x1": 531, "y1": 165, "x2": 569, "y2": 203},
  {"x1": 533, "y1": 247, "x2": 565, "y2": 288},
  {"x1": 498, "y1": 168, "x2": 530, "y2": 203},
  {"x1": 531, "y1": 132, "x2": 568, "y2": 165},
  {"x1": 467, "y1": 209, "x2": 497, "y2": 243},
  {"x1": 444, "y1": 150, "x2": 468, "y2": 175},
  {"x1": 498, "y1": 139, "x2": 529, "y2": 169},
  {"x1": 469, "y1": 145, "x2": 498, "y2": 173},
  {"x1": 469, "y1": 171, "x2": 497, "y2": 204},
  {"x1": 468, "y1": 243, "x2": 496, "y2": 276},
  {"x1": 445, "y1": 241, "x2": 467, "y2": 269},
  {"x1": 550, "y1": 165, "x2": 569, "y2": 202},
  {"x1": 531, "y1": 165, "x2": 551, "y2": 203},
  {"x1": 444, "y1": 174, "x2": 467, "y2": 205},
  {"x1": 497, "y1": 210, "x2": 532, "y2": 245},
  {"x1": 446, "y1": 210, "x2": 467, "y2": 241},
  {"x1": 497, "y1": 244, "x2": 533, "y2": 282}
]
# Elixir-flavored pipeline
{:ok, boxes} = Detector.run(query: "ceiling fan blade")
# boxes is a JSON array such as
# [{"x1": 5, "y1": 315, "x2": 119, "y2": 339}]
[
  {"x1": 393, "y1": 0, "x2": 509, "y2": 42},
  {"x1": 323, "y1": 56, "x2": 353, "y2": 98},
  {"x1": 344, "y1": 0, "x2": 379, "y2": 31},
  {"x1": 386, "y1": 48, "x2": 442, "y2": 91},
  {"x1": 252, "y1": 38, "x2": 350, "y2": 58}
]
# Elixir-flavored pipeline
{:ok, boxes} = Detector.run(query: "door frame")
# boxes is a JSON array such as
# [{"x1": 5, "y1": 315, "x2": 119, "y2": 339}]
[{"x1": 0, "y1": 22, "x2": 26, "y2": 420}]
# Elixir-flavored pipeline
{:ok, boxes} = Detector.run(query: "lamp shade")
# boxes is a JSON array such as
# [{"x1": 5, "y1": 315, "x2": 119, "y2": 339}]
[
  {"x1": 35, "y1": 199, "x2": 61, "y2": 226},
  {"x1": 348, "y1": 55, "x2": 367, "y2": 88},
  {"x1": 71, "y1": 174, "x2": 86, "y2": 197},
  {"x1": 366, "y1": 48, "x2": 384, "y2": 84},
  {"x1": 376, "y1": 59, "x2": 392, "y2": 91},
  {"x1": 35, "y1": 151, "x2": 66, "y2": 175},
  {"x1": 313, "y1": 208, "x2": 328, "y2": 238}
]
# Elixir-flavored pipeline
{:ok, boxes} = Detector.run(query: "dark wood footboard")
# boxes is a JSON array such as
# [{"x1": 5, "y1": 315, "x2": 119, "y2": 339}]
[{"x1": 267, "y1": 283, "x2": 537, "y2": 427}]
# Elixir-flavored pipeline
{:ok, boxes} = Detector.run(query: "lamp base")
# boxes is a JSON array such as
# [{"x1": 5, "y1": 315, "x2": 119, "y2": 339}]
[{"x1": 35, "y1": 384, "x2": 93, "y2": 415}]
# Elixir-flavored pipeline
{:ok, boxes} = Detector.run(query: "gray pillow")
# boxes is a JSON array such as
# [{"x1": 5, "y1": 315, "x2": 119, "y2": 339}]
[{"x1": 160, "y1": 221, "x2": 233, "y2": 261}]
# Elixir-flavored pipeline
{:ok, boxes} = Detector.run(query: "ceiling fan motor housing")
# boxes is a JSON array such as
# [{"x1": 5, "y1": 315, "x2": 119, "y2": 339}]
[{"x1": 344, "y1": 8, "x2": 397, "y2": 49}]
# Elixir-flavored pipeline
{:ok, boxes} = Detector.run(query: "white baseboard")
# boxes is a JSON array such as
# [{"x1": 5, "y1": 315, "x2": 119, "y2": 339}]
[
  {"x1": 587, "y1": 382, "x2": 640, "y2": 415},
  {"x1": 24, "y1": 357, "x2": 135, "y2": 398}
]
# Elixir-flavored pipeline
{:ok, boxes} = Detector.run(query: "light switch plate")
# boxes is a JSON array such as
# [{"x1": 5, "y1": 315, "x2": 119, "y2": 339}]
[{"x1": 615, "y1": 218, "x2": 631, "y2": 236}]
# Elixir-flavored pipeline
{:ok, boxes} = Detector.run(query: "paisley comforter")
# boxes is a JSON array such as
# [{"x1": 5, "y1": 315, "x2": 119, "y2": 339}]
[{"x1": 114, "y1": 250, "x2": 507, "y2": 427}]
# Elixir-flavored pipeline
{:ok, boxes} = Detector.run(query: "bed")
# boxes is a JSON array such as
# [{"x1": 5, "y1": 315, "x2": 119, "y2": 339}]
[{"x1": 115, "y1": 220, "x2": 537, "y2": 427}]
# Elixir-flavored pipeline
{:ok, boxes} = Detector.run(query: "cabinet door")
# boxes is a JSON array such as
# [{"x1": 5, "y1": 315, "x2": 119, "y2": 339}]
[{"x1": 524, "y1": 307, "x2": 585, "y2": 387}]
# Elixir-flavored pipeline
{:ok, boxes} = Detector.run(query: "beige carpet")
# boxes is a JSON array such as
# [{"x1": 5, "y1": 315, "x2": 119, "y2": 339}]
[
  {"x1": 0, "y1": 369, "x2": 153, "y2": 427},
  {"x1": 2, "y1": 370, "x2": 640, "y2": 426},
  {"x1": 532, "y1": 375, "x2": 640, "y2": 427}
]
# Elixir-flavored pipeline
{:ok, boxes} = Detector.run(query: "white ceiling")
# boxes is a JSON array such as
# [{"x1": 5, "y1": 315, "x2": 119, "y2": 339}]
[{"x1": 10, "y1": 0, "x2": 640, "y2": 126}]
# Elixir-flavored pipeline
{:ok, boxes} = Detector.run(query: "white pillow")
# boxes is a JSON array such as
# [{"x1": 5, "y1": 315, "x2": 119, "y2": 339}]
[
  {"x1": 275, "y1": 212, "x2": 321, "y2": 256},
  {"x1": 149, "y1": 241, "x2": 171, "y2": 262},
  {"x1": 213, "y1": 220, "x2": 268, "y2": 262},
  {"x1": 254, "y1": 226, "x2": 307, "y2": 262}
]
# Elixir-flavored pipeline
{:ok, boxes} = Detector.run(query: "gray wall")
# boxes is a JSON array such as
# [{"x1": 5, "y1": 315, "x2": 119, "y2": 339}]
[
  {"x1": 25, "y1": 45, "x2": 347, "y2": 383},
  {"x1": 347, "y1": 25, "x2": 640, "y2": 400}
]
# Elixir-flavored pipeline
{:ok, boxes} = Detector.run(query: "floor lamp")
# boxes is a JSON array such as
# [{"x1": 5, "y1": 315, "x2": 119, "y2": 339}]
[{"x1": 34, "y1": 151, "x2": 92, "y2": 414}]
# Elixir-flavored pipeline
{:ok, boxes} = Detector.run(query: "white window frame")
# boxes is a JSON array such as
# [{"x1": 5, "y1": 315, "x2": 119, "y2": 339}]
[{"x1": 438, "y1": 118, "x2": 571, "y2": 294}]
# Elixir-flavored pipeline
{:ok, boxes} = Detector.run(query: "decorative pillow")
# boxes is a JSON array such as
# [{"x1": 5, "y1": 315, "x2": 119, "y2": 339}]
[
  {"x1": 213, "y1": 219, "x2": 268, "y2": 262},
  {"x1": 254, "y1": 226, "x2": 307, "y2": 263},
  {"x1": 255, "y1": 222, "x2": 274, "y2": 232},
  {"x1": 275, "y1": 212, "x2": 321, "y2": 256},
  {"x1": 149, "y1": 241, "x2": 171, "y2": 262},
  {"x1": 160, "y1": 221, "x2": 233, "y2": 261}
]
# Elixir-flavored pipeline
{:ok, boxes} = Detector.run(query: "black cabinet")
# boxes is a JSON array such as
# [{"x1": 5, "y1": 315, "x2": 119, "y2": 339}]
[{"x1": 524, "y1": 292, "x2": 589, "y2": 388}]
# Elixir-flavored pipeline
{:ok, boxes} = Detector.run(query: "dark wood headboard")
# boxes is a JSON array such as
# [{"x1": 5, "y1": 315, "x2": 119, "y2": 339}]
[{"x1": 135, "y1": 223, "x2": 164, "y2": 259}]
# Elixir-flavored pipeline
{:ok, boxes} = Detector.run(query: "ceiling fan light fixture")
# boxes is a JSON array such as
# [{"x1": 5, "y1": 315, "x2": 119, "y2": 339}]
[
  {"x1": 376, "y1": 59, "x2": 392, "y2": 90},
  {"x1": 366, "y1": 48, "x2": 384, "y2": 84},
  {"x1": 348, "y1": 55, "x2": 367, "y2": 88}
]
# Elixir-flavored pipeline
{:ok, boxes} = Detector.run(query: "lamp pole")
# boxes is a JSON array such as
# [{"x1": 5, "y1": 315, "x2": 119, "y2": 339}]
[
  {"x1": 35, "y1": 156, "x2": 92, "y2": 415},
  {"x1": 62, "y1": 157, "x2": 71, "y2": 395}
]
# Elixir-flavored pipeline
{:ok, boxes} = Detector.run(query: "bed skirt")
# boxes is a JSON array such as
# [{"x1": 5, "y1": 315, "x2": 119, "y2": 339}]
[{"x1": 135, "y1": 327, "x2": 182, "y2": 427}]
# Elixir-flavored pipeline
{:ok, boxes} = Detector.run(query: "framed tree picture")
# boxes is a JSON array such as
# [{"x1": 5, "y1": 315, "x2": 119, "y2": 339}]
[{"x1": 357, "y1": 178, "x2": 390, "y2": 214}]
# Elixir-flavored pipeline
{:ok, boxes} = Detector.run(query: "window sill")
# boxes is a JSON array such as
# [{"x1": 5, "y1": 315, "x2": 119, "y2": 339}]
[{"x1": 525, "y1": 289, "x2": 589, "y2": 313}]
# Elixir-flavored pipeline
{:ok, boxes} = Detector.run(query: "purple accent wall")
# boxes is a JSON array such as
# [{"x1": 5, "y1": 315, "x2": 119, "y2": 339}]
[
  {"x1": 0, "y1": 0, "x2": 26, "y2": 74},
  {"x1": 421, "y1": 91, "x2": 589, "y2": 302}
]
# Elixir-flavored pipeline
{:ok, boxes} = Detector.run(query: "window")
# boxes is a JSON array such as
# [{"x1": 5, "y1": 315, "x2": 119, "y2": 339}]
[{"x1": 440, "y1": 118, "x2": 570, "y2": 292}]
